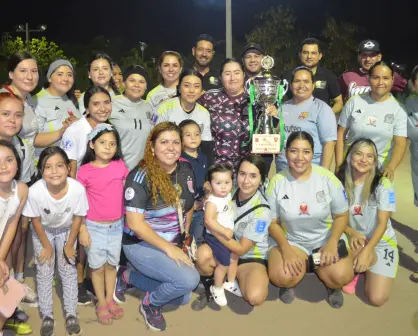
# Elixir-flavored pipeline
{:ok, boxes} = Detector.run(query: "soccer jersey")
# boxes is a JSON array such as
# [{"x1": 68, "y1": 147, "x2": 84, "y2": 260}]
[
  {"x1": 275, "y1": 96, "x2": 337, "y2": 170},
  {"x1": 266, "y1": 165, "x2": 348, "y2": 247},
  {"x1": 205, "y1": 194, "x2": 234, "y2": 234},
  {"x1": 33, "y1": 89, "x2": 81, "y2": 158},
  {"x1": 146, "y1": 84, "x2": 176, "y2": 108},
  {"x1": 233, "y1": 190, "x2": 272, "y2": 260},
  {"x1": 155, "y1": 97, "x2": 212, "y2": 141},
  {"x1": 12, "y1": 136, "x2": 35, "y2": 184},
  {"x1": 110, "y1": 95, "x2": 153, "y2": 170},
  {"x1": 78, "y1": 90, "x2": 116, "y2": 115},
  {"x1": 406, "y1": 94, "x2": 418, "y2": 204},
  {"x1": 349, "y1": 178, "x2": 396, "y2": 248},
  {"x1": 338, "y1": 94, "x2": 407, "y2": 168}
]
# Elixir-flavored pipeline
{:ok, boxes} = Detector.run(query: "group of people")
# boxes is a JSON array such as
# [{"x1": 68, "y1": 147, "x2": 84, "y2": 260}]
[{"x1": 0, "y1": 32, "x2": 416, "y2": 336}]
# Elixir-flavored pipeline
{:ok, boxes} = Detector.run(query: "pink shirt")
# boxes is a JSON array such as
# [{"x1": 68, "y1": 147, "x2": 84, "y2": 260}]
[{"x1": 77, "y1": 160, "x2": 129, "y2": 221}]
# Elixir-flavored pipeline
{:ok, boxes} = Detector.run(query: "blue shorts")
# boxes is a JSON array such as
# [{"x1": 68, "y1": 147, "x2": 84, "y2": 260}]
[
  {"x1": 204, "y1": 231, "x2": 231, "y2": 266},
  {"x1": 85, "y1": 218, "x2": 124, "y2": 269}
]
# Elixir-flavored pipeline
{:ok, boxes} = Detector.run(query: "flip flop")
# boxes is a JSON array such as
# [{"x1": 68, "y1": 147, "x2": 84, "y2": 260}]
[
  {"x1": 95, "y1": 305, "x2": 113, "y2": 325},
  {"x1": 108, "y1": 300, "x2": 124, "y2": 320}
]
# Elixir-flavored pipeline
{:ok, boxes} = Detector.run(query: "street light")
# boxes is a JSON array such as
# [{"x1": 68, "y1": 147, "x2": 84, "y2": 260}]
[
  {"x1": 16, "y1": 23, "x2": 47, "y2": 51},
  {"x1": 139, "y1": 41, "x2": 147, "y2": 60},
  {"x1": 226, "y1": 0, "x2": 232, "y2": 58}
]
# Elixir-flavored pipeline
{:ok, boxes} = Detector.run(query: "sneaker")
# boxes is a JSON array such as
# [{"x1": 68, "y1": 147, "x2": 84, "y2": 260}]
[
  {"x1": 65, "y1": 315, "x2": 82, "y2": 336},
  {"x1": 4, "y1": 315, "x2": 32, "y2": 335},
  {"x1": 22, "y1": 285, "x2": 38, "y2": 307},
  {"x1": 223, "y1": 280, "x2": 242, "y2": 297},
  {"x1": 40, "y1": 317, "x2": 54, "y2": 336},
  {"x1": 278, "y1": 287, "x2": 295, "y2": 304},
  {"x1": 83, "y1": 278, "x2": 96, "y2": 297},
  {"x1": 210, "y1": 285, "x2": 227, "y2": 306},
  {"x1": 113, "y1": 266, "x2": 131, "y2": 304},
  {"x1": 77, "y1": 283, "x2": 92, "y2": 306},
  {"x1": 343, "y1": 274, "x2": 360, "y2": 294},
  {"x1": 191, "y1": 292, "x2": 208, "y2": 311},
  {"x1": 140, "y1": 294, "x2": 167, "y2": 331},
  {"x1": 326, "y1": 288, "x2": 344, "y2": 309},
  {"x1": 15, "y1": 306, "x2": 29, "y2": 322}
]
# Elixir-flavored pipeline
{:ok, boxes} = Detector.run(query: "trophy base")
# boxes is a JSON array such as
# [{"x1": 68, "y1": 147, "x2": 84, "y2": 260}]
[{"x1": 252, "y1": 134, "x2": 281, "y2": 154}]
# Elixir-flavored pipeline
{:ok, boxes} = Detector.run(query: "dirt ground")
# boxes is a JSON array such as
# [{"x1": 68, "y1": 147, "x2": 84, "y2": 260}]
[{"x1": 20, "y1": 149, "x2": 418, "y2": 336}]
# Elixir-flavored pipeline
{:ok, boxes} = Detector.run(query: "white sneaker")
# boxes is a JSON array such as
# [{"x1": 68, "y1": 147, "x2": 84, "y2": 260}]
[
  {"x1": 223, "y1": 280, "x2": 242, "y2": 297},
  {"x1": 210, "y1": 285, "x2": 227, "y2": 306},
  {"x1": 22, "y1": 284, "x2": 38, "y2": 307}
]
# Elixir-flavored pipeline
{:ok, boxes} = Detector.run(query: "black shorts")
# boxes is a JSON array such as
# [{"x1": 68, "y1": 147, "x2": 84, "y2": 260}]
[
  {"x1": 238, "y1": 258, "x2": 268, "y2": 268},
  {"x1": 204, "y1": 232, "x2": 231, "y2": 266}
]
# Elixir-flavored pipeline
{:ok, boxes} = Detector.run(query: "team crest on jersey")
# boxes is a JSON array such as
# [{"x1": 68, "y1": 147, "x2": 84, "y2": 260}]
[
  {"x1": 187, "y1": 176, "x2": 194, "y2": 193},
  {"x1": 209, "y1": 76, "x2": 219, "y2": 85},
  {"x1": 353, "y1": 204, "x2": 363, "y2": 216},
  {"x1": 314, "y1": 80, "x2": 327, "y2": 89},
  {"x1": 316, "y1": 191, "x2": 326, "y2": 203},
  {"x1": 125, "y1": 187, "x2": 135, "y2": 201},
  {"x1": 367, "y1": 116, "x2": 377, "y2": 127},
  {"x1": 151, "y1": 113, "x2": 158, "y2": 125},
  {"x1": 64, "y1": 140, "x2": 73, "y2": 151},
  {"x1": 298, "y1": 112, "x2": 309, "y2": 120},
  {"x1": 299, "y1": 203, "x2": 309, "y2": 215},
  {"x1": 384, "y1": 114, "x2": 394, "y2": 124}
]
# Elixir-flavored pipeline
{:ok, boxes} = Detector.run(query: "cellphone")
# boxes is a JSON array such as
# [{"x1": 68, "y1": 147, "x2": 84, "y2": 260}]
[
  {"x1": 0, "y1": 277, "x2": 26, "y2": 318},
  {"x1": 308, "y1": 239, "x2": 348, "y2": 272}
]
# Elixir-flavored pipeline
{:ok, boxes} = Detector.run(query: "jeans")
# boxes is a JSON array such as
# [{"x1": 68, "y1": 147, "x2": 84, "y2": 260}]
[
  {"x1": 123, "y1": 241, "x2": 199, "y2": 307},
  {"x1": 190, "y1": 210, "x2": 204, "y2": 247}
]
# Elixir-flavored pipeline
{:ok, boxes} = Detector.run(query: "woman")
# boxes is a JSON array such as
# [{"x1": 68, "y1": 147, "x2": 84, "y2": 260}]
[
  {"x1": 336, "y1": 138, "x2": 398, "y2": 306},
  {"x1": 267, "y1": 131, "x2": 354, "y2": 309},
  {"x1": 275, "y1": 66, "x2": 337, "y2": 172},
  {"x1": 147, "y1": 51, "x2": 183, "y2": 108},
  {"x1": 78, "y1": 53, "x2": 119, "y2": 114},
  {"x1": 336, "y1": 61, "x2": 408, "y2": 181},
  {"x1": 115, "y1": 122, "x2": 199, "y2": 332},
  {"x1": 406, "y1": 65, "x2": 418, "y2": 283},
  {"x1": 110, "y1": 65, "x2": 153, "y2": 170},
  {"x1": 112, "y1": 63, "x2": 124, "y2": 94},
  {"x1": 156, "y1": 69, "x2": 212, "y2": 158},
  {"x1": 192, "y1": 155, "x2": 272, "y2": 310},
  {"x1": 34, "y1": 59, "x2": 81, "y2": 158}
]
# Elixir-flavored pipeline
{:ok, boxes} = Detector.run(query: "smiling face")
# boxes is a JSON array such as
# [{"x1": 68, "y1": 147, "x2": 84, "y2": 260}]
[
  {"x1": 286, "y1": 139, "x2": 313, "y2": 176},
  {"x1": 86, "y1": 92, "x2": 112, "y2": 124},
  {"x1": 359, "y1": 51, "x2": 382, "y2": 71},
  {"x1": 159, "y1": 55, "x2": 182, "y2": 85},
  {"x1": 350, "y1": 143, "x2": 376, "y2": 175},
  {"x1": 369, "y1": 65, "x2": 393, "y2": 98},
  {"x1": 299, "y1": 44, "x2": 322, "y2": 69},
  {"x1": 124, "y1": 74, "x2": 147, "y2": 101},
  {"x1": 291, "y1": 69, "x2": 314, "y2": 102},
  {"x1": 153, "y1": 130, "x2": 181, "y2": 172},
  {"x1": 0, "y1": 145, "x2": 19, "y2": 184},
  {"x1": 88, "y1": 58, "x2": 112, "y2": 87},
  {"x1": 243, "y1": 51, "x2": 263, "y2": 75},
  {"x1": 179, "y1": 75, "x2": 202, "y2": 105},
  {"x1": 42, "y1": 153, "x2": 69, "y2": 187},
  {"x1": 9, "y1": 59, "x2": 39, "y2": 95},
  {"x1": 49, "y1": 65, "x2": 74, "y2": 96},
  {"x1": 221, "y1": 61, "x2": 244, "y2": 96},
  {"x1": 237, "y1": 160, "x2": 262, "y2": 198},
  {"x1": 0, "y1": 97, "x2": 24, "y2": 139},
  {"x1": 193, "y1": 40, "x2": 214, "y2": 68},
  {"x1": 112, "y1": 65, "x2": 124, "y2": 90}
]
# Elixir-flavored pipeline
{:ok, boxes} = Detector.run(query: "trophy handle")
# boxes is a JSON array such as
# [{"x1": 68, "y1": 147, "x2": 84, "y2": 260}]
[
  {"x1": 281, "y1": 79, "x2": 289, "y2": 95},
  {"x1": 245, "y1": 78, "x2": 253, "y2": 95}
]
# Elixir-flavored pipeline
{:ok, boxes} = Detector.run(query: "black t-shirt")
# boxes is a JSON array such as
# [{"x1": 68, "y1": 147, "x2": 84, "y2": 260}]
[
  {"x1": 282, "y1": 66, "x2": 341, "y2": 106},
  {"x1": 200, "y1": 68, "x2": 222, "y2": 92}
]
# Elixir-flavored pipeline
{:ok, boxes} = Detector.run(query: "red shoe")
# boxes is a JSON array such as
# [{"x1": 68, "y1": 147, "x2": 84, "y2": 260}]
[{"x1": 343, "y1": 274, "x2": 360, "y2": 294}]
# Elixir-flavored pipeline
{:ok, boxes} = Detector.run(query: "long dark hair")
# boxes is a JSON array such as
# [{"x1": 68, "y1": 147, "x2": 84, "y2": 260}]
[
  {"x1": 0, "y1": 139, "x2": 21, "y2": 180},
  {"x1": 238, "y1": 154, "x2": 267, "y2": 184},
  {"x1": 87, "y1": 53, "x2": 119, "y2": 94},
  {"x1": 175, "y1": 69, "x2": 203, "y2": 96},
  {"x1": 285, "y1": 131, "x2": 314, "y2": 152},
  {"x1": 37, "y1": 146, "x2": 70, "y2": 179},
  {"x1": 81, "y1": 128, "x2": 123, "y2": 166},
  {"x1": 83, "y1": 86, "x2": 112, "y2": 115}
]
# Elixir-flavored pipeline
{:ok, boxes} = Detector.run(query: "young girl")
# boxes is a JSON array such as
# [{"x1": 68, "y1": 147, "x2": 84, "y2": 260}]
[
  {"x1": 336, "y1": 138, "x2": 398, "y2": 306},
  {"x1": 77, "y1": 124, "x2": 129, "y2": 325},
  {"x1": 23, "y1": 147, "x2": 88, "y2": 336},
  {"x1": 204, "y1": 164, "x2": 238, "y2": 306}
]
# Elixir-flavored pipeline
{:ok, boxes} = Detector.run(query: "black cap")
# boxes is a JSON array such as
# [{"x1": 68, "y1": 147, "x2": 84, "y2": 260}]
[
  {"x1": 358, "y1": 40, "x2": 380, "y2": 53},
  {"x1": 242, "y1": 43, "x2": 264, "y2": 58},
  {"x1": 124, "y1": 65, "x2": 150, "y2": 85},
  {"x1": 196, "y1": 34, "x2": 215, "y2": 46}
]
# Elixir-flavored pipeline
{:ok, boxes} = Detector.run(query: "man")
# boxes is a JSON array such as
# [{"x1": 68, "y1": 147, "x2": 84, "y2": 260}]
[
  {"x1": 282, "y1": 38, "x2": 343, "y2": 114},
  {"x1": 339, "y1": 39, "x2": 407, "y2": 101},
  {"x1": 192, "y1": 34, "x2": 221, "y2": 91},
  {"x1": 242, "y1": 43, "x2": 264, "y2": 81}
]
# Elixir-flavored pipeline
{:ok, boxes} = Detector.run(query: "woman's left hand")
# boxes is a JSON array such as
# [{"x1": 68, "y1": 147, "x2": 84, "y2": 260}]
[
  {"x1": 266, "y1": 104, "x2": 278, "y2": 117},
  {"x1": 354, "y1": 248, "x2": 371, "y2": 274},
  {"x1": 382, "y1": 167, "x2": 395, "y2": 182},
  {"x1": 319, "y1": 241, "x2": 339, "y2": 267}
]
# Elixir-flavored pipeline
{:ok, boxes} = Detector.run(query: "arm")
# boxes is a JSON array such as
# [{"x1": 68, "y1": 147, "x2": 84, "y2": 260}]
[
  {"x1": 69, "y1": 160, "x2": 77, "y2": 179},
  {"x1": 34, "y1": 130, "x2": 64, "y2": 148},
  {"x1": 204, "y1": 202, "x2": 232, "y2": 237},
  {"x1": 331, "y1": 95, "x2": 344, "y2": 114},
  {"x1": 384, "y1": 136, "x2": 407, "y2": 180},
  {"x1": 321, "y1": 141, "x2": 336, "y2": 170},
  {"x1": 363, "y1": 210, "x2": 390, "y2": 252},
  {"x1": 335, "y1": 126, "x2": 348, "y2": 170},
  {"x1": 328, "y1": 211, "x2": 349, "y2": 246},
  {"x1": 210, "y1": 231, "x2": 255, "y2": 256},
  {"x1": 269, "y1": 218, "x2": 293, "y2": 253},
  {"x1": 66, "y1": 215, "x2": 83, "y2": 247}
]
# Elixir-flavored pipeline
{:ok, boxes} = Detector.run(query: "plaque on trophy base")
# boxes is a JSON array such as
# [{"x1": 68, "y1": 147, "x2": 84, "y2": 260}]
[{"x1": 252, "y1": 134, "x2": 281, "y2": 154}]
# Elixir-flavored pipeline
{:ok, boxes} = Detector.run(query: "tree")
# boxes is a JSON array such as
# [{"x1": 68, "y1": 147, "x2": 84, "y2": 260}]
[{"x1": 120, "y1": 47, "x2": 159, "y2": 88}]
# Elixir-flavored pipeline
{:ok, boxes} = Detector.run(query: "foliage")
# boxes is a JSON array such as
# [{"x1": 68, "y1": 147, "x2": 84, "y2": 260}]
[{"x1": 120, "y1": 47, "x2": 159, "y2": 88}]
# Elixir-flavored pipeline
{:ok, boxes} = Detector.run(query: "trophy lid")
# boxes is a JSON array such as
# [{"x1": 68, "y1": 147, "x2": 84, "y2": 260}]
[{"x1": 261, "y1": 56, "x2": 274, "y2": 71}]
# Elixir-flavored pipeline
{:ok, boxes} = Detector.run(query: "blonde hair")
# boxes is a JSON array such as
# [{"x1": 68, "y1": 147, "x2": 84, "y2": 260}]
[{"x1": 139, "y1": 122, "x2": 181, "y2": 206}]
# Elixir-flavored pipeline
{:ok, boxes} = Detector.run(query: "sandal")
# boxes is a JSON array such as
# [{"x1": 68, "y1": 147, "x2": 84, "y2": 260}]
[
  {"x1": 108, "y1": 300, "x2": 124, "y2": 320},
  {"x1": 410, "y1": 272, "x2": 418, "y2": 283},
  {"x1": 95, "y1": 305, "x2": 113, "y2": 325}
]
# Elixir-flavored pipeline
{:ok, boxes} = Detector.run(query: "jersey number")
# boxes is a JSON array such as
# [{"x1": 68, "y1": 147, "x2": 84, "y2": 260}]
[
  {"x1": 134, "y1": 119, "x2": 142, "y2": 130},
  {"x1": 383, "y1": 249, "x2": 395, "y2": 263}
]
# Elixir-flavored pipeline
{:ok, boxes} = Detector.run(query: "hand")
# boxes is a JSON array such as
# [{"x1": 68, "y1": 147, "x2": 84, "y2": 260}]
[
  {"x1": 354, "y1": 248, "x2": 372, "y2": 273},
  {"x1": 38, "y1": 244, "x2": 54, "y2": 265},
  {"x1": 61, "y1": 116, "x2": 78, "y2": 133},
  {"x1": 166, "y1": 245, "x2": 194, "y2": 267},
  {"x1": 266, "y1": 104, "x2": 278, "y2": 117},
  {"x1": 281, "y1": 246, "x2": 304, "y2": 276},
  {"x1": 64, "y1": 244, "x2": 77, "y2": 263},
  {"x1": 349, "y1": 232, "x2": 367, "y2": 251},
  {"x1": 0, "y1": 260, "x2": 9, "y2": 287},
  {"x1": 319, "y1": 241, "x2": 339, "y2": 267},
  {"x1": 382, "y1": 167, "x2": 395, "y2": 182},
  {"x1": 223, "y1": 228, "x2": 234, "y2": 239},
  {"x1": 79, "y1": 229, "x2": 91, "y2": 248}
]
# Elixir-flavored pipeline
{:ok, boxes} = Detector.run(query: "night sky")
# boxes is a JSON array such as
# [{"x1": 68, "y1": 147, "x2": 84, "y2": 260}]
[{"x1": 1, "y1": 0, "x2": 417, "y2": 72}]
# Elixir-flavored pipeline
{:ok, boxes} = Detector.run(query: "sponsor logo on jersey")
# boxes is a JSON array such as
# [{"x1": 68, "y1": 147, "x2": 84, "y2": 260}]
[
  {"x1": 367, "y1": 116, "x2": 377, "y2": 127},
  {"x1": 284, "y1": 125, "x2": 302, "y2": 133},
  {"x1": 316, "y1": 191, "x2": 326, "y2": 203},
  {"x1": 125, "y1": 187, "x2": 135, "y2": 201},
  {"x1": 282, "y1": 194, "x2": 289, "y2": 199},
  {"x1": 314, "y1": 80, "x2": 327, "y2": 89},
  {"x1": 209, "y1": 76, "x2": 219, "y2": 85},
  {"x1": 389, "y1": 191, "x2": 396, "y2": 205},
  {"x1": 119, "y1": 109, "x2": 125, "y2": 113},
  {"x1": 54, "y1": 106, "x2": 60, "y2": 110},
  {"x1": 151, "y1": 113, "x2": 158, "y2": 125},
  {"x1": 348, "y1": 82, "x2": 371, "y2": 98},
  {"x1": 299, "y1": 203, "x2": 310, "y2": 215},
  {"x1": 298, "y1": 112, "x2": 309, "y2": 120},
  {"x1": 384, "y1": 114, "x2": 394, "y2": 124},
  {"x1": 352, "y1": 204, "x2": 363, "y2": 216}
]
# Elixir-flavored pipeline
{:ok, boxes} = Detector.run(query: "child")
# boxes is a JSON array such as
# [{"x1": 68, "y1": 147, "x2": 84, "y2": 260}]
[
  {"x1": 204, "y1": 164, "x2": 238, "y2": 307},
  {"x1": 179, "y1": 119, "x2": 208, "y2": 246},
  {"x1": 22, "y1": 147, "x2": 88, "y2": 336},
  {"x1": 0, "y1": 140, "x2": 32, "y2": 336},
  {"x1": 77, "y1": 124, "x2": 129, "y2": 325}
]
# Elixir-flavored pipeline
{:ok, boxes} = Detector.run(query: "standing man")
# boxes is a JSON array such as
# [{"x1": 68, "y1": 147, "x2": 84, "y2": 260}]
[
  {"x1": 282, "y1": 38, "x2": 343, "y2": 114},
  {"x1": 339, "y1": 39, "x2": 407, "y2": 101},
  {"x1": 192, "y1": 34, "x2": 221, "y2": 91},
  {"x1": 242, "y1": 43, "x2": 264, "y2": 81}
]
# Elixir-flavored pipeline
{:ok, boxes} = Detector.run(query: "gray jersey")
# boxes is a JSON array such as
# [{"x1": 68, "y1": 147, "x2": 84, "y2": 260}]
[
  {"x1": 146, "y1": 85, "x2": 176, "y2": 108},
  {"x1": 350, "y1": 178, "x2": 396, "y2": 248},
  {"x1": 275, "y1": 97, "x2": 336, "y2": 170},
  {"x1": 33, "y1": 89, "x2": 81, "y2": 158},
  {"x1": 338, "y1": 94, "x2": 407, "y2": 168},
  {"x1": 12, "y1": 136, "x2": 35, "y2": 183},
  {"x1": 110, "y1": 95, "x2": 153, "y2": 170},
  {"x1": 78, "y1": 90, "x2": 116, "y2": 115},
  {"x1": 233, "y1": 190, "x2": 272, "y2": 260},
  {"x1": 155, "y1": 97, "x2": 212, "y2": 141},
  {"x1": 406, "y1": 94, "x2": 418, "y2": 204},
  {"x1": 266, "y1": 165, "x2": 348, "y2": 247}
]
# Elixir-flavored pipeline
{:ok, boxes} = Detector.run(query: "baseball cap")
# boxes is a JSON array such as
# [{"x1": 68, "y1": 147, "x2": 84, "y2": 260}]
[
  {"x1": 358, "y1": 40, "x2": 380, "y2": 53},
  {"x1": 242, "y1": 43, "x2": 264, "y2": 57}
]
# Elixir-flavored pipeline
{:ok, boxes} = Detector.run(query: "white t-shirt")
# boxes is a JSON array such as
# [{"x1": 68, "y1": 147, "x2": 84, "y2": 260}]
[
  {"x1": 60, "y1": 116, "x2": 92, "y2": 169},
  {"x1": 0, "y1": 180, "x2": 20, "y2": 239},
  {"x1": 23, "y1": 178, "x2": 88, "y2": 229},
  {"x1": 205, "y1": 194, "x2": 234, "y2": 234}
]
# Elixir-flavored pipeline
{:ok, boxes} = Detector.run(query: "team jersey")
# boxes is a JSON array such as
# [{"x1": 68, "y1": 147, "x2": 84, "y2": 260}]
[
  {"x1": 266, "y1": 165, "x2": 348, "y2": 247},
  {"x1": 146, "y1": 84, "x2": 176, "y2": 108},
  {"x1": 349, "y1": 178, "x2": 397, "y2": 248},
  {"x1": 12, "y1": 136, "x2": 35, "y2": 184},
  {"x1": 155, "y1": 97, "x2": 212, "y2": 141},
  {"x1": 275, "y1": 96, "x2": 337, "y2": 170},
  {"x1": 110, "y1": 95, "x2": 154, "y2": 170},
  {"x1": 33, "y1": 89, "x2": 81, "y2": 158},
  {"x1": 205, "y1": 194, "x2": 234, "y2": 234},
  {"x1": 233, "y1": 190, "x2": 272, "y2": 260},
  {"x1": 407, "y1": 94, "x2": 418, "y2": 171},
  {"x1": 338, "y1": 94, "x2": 407, "y2": 168},
  {"x1": 78, "y1": 90, "x2": 116, "y2": 115}
]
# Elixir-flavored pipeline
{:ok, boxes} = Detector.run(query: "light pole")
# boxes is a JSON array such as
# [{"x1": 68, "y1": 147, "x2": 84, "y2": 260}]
[
  {"x1": 16, "y1": 23, "x2": 47, "y2": 52},
  {"x1": 139, "y1": 41, "x2": 147, "y2": 60},
  {"x1": 226, "y1": 0, "x2": 232, "y2": 58}
]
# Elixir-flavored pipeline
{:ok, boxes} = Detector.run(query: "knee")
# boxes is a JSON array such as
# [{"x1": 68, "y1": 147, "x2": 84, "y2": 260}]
[
  {"x1": 244, "y1": 288, "x2": 267, "y2": 307},
  {"x1": 179, "y1": 268, "x2": 200, "y2": 292},
  {"x1": 366, "y1": 291, "x2": 389, "y2": 307},
  {"x1": 324, "y1": 268, "x2": 354, "y2": 288},
  {"x1": 268, "y1": 267, "x2": 301, "y2": 288}
]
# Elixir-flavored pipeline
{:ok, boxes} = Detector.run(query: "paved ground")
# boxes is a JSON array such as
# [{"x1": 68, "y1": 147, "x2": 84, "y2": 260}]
[{"x1": 19, "y1": 149, "x2": 418, "y2": 335}]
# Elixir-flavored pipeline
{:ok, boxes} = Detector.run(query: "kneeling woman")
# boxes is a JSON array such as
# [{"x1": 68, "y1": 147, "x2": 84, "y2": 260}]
[
  {"x1": 194, "y1": 155, "x2": 272, "y2": 309},
  {"x1": 267, "y1": 131, "x2": 354, "y2": 309},
  {"x1": 118, "y1": 122, "x2": 199, "y2": 332},
  {"x1": 336, "y1": 138, "x2": 398, "y2": 306}
]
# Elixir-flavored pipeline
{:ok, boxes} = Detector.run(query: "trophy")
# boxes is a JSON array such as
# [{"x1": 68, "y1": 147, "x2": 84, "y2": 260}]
[{"x1": 247, "y1": 56, "x2": 288, "y2": 154}]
